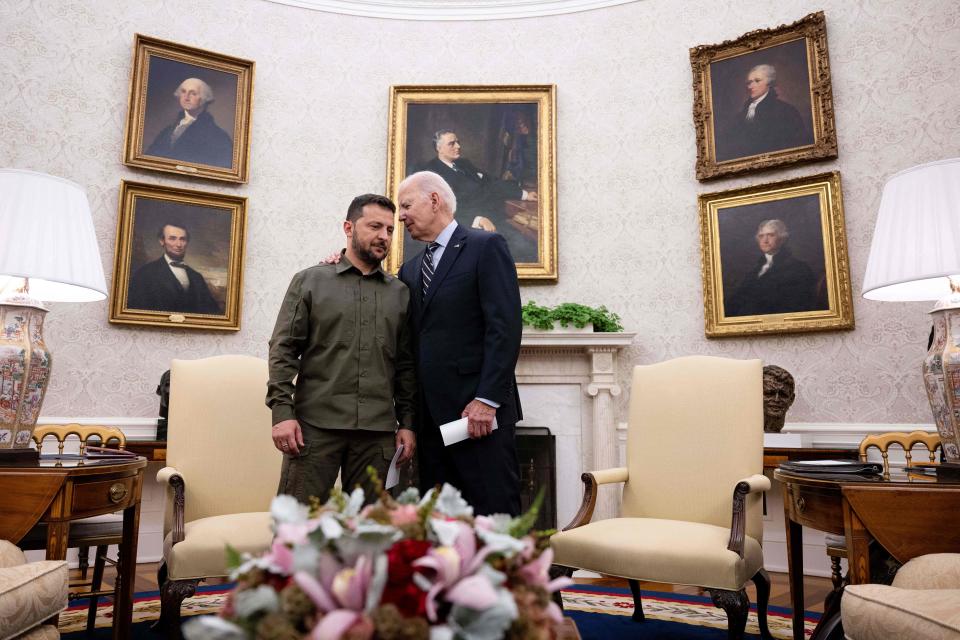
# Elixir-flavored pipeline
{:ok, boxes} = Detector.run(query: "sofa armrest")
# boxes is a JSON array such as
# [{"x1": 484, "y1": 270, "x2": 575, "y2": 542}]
[
  {"x1": 727, "y1": 474, "x2": 770, "y2": 558},
  {"x1": 156, "y1": 466, "x2": 187, "y2": 546},
  {"x1": 893, "y1": 553, "x2": 960, "y2": 590},
  {"x1": 561, "y1": 467, "x2": 629, "y2": 532}
]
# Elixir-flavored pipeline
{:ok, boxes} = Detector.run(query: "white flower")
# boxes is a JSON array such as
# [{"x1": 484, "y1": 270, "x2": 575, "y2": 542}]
[
  {"x1": 270, "y1": 495, "x2": 309, "y2": 525},
  {"x1": 232, "y1": 585, "x2": 280, "y2": 617},
  {"x1": 182, "y1": 616, "x2": 246, "y2": 640},
  {"x1": 447, "y1": 585, "x2": 519, "y2": 640},
  {"x1": 429, "y1": 518, "x2": 463, "y2": 547},
  {"x1": 422, "y1": 483, "x2": 473, "y2": 518},
  {"x1": 396, "y1": 486, "x2": 421, "y2": 504},
  {"x1": 476, "y1": 528, "x2": 526, "y2": 556}
]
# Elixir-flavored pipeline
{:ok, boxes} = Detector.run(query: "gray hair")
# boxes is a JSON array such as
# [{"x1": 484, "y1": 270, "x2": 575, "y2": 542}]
[
  {"x1": 757, "y1": 219, "x2": 789, "y2": 240},
  {"x1": 400, "y1": 171, "x2": 458, "y2": 215},
  {"x1": 433, "y1": 129, "x2": 456, "y2": 149},
  {"x1": 749, "y1": 64, "x2": 777, "y2": 86},
  {"x1": 174, "y1": 78, "x2": 214, "y2": 104}
]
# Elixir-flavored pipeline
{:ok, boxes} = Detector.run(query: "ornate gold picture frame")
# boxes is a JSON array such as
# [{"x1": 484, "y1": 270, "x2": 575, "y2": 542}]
[
  {"x1": 690, "y1": 12, "x2": 837, "y2": 181},
  {"x1": 109, "y1": 181, "x2": 247, "y2": 331},
  {"x1": 123, "y1": 34, "x2": 255, "y2": 183},
  {"x1": 699, "y1": 171, "x2": 853, "y2": 337},
  {"x1": 385, "y1": 85, "x2": 557, "y2": 280}
]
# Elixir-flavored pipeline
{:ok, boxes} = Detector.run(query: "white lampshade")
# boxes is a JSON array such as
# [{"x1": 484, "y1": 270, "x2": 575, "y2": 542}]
[
  {"x1": 0, "y1": 168, "x2": 107, "y2": 302},
  {"x1": 862, "y1": 158, "x2": 960, "y2": 301}
]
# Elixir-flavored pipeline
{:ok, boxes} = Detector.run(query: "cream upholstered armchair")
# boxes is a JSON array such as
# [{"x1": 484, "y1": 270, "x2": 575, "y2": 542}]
[
  {"x1": 0, "y1": 540, "x2": 67, "y2": 640},
  {"x1": 155, "y1": 356, "x2": 282, "y2": 638},
  {"x1": 842, "y1": 553, "x2": 960, "y2": 640},
  {"x1": 551, "y1": 356, "x2": 772, "y2": 640}
]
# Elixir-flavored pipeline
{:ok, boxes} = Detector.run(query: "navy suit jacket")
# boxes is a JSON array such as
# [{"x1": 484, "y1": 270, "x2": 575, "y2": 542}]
[{"x1": 399, "y1": 225, "x2": 523, "y2": 428}]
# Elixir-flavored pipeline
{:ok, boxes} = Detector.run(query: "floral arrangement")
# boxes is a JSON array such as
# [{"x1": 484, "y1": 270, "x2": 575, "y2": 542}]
[{"x1": 183, "y1": 474, "x2": 570, "y2": 640}]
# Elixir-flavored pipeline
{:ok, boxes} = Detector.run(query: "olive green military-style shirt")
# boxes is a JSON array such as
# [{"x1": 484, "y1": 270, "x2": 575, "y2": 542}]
[{"x1": 266, "y1": 255, "x2": 416, "y2": 432}]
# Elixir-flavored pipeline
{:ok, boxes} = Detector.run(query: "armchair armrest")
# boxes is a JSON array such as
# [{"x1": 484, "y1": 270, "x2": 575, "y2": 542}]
[
  {"x1": 156, "y1": 466, "x2": 187, "y2": 546},
  {"x1": 727, "y1": 474, "x2": 770, "y2": 558},
  {"x1": 561, "y1": 467, "x2": 629, "y2": 531}
]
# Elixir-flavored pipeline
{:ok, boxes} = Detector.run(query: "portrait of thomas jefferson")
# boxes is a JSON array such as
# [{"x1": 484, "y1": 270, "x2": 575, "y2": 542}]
[
  {"x1": 719, "y1": 195, "x2": 829, "y2": 318},
  {"x1": 140, "y1": 57, "x2": 238, "y2": 169},
  {"x1": 710, "y1": 39, "x2": 815, "y2": 163}
]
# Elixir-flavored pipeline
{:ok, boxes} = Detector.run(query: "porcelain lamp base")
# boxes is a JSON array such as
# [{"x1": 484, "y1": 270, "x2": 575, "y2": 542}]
[{"x1": 0, "y1": 289, "x2": 51, "y2": 452}]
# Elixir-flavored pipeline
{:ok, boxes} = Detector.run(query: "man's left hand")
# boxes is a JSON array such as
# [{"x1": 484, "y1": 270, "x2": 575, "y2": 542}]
[
  {"x1": 462, "y1": 399, "x2": 496, "y2": 439},
  {"x1": 396, "y1": 428, "x2": 416, "y2": 465}
]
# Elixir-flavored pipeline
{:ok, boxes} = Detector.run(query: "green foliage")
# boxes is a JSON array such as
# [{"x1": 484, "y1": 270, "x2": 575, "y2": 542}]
[
  {"x1": 508, "y1": 487, "x2": 545, "y2": 537},
  {"x1": 225, "y1": 543, "x2": 242, "y2": 571},
  {"x1": 521, "y1": 300, "x2": 624, "y2": 332}
]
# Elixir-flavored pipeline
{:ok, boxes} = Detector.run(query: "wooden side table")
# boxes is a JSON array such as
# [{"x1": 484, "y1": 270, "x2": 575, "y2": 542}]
[{"x1": 0, "y1": 456, "x2": 147, "y2": 640}]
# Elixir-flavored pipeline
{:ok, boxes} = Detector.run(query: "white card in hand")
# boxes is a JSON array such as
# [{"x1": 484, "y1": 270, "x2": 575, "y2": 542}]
[
  {"x1": 439, "y1": 416, "x2": 498, "y2": 446},
  {"x1": 385, "y1": 444, "x2": 404, "y2": 489}
]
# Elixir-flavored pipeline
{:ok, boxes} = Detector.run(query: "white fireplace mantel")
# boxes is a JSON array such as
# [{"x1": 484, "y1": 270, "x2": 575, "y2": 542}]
[{"x1": 516, "y1": 331, "x2": 636, "y2": 524}]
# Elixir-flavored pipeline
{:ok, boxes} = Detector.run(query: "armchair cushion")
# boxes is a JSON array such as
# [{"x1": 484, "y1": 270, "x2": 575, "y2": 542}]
[
  {"x1": 164, "y1": 511, "x2": 273, "y2": 581},
  {"x1": 550, "y1": 517, "x2": 763, "y2": 591},
  {"x1": 0, "y1": 541, "x2": 67, "y2": 640},
  {"x1": 842, "y1": 585, "x2": 960, "y2": 640}
]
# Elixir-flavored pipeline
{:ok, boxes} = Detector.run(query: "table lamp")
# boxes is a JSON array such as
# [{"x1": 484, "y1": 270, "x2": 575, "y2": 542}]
[
  {"x1": 0, "y1": 169, "x2": 107, "y2": 462},
  {"x1": 862, "y1": 157, "x2": 960, "y2": 477}
]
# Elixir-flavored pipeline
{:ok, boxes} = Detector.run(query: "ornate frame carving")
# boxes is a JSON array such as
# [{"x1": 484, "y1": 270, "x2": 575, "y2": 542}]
[
  {"x1": 699, "y1": 171, "x2": 854, "y2": 338},
  {"x1": 690, "y1": 11, "x2": 837, "y2": 180}
]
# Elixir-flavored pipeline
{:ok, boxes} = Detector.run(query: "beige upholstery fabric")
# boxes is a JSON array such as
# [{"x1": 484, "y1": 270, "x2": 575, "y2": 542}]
[
  {"x1": 621, "y1": 357, "x2": 765, "y2": 543},
  {"x1": 161, "y1": 356, "x2": 282, "y2": 581},
  {"x1": 843, "y1": 585, "x2": 960, "y2": 640},
  {"x1": 12, "y1": 627, "x2": 59, "y2": 640},
  {"x1": 551, "y1": 356, "x2": 765, "y2": 594},
  {"x1": 164, "y1": 512, "x2": 274, "y2": 580},
  {"x1": 843, "y1": 554, "x2": 960, "y2": 640},
  {"x1": 0, "y1": 541, "x2": 67, "y2": 640},
  {"x1": 550, "y1": 517, "x2": 764, "y2": 590}
]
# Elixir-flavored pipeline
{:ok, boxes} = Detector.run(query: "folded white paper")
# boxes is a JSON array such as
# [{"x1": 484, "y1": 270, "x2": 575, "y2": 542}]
[
  {"x1": 385, "y1": 444, "x2": 404, "y2": 489},
  {"x1": 439, "y1": 416, "x2": 498, "y2": 446}
]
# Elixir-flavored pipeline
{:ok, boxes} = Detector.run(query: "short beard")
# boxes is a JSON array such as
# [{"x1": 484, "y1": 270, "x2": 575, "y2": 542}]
[{"x1": 351, "y1": 234, "x2": 386, "y2": 268}]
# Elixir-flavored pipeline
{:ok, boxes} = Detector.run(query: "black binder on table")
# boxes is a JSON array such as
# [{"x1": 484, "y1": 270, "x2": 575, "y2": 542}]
[{"x1": 778, "y1": 460, "x2": 883, "y2": 475}]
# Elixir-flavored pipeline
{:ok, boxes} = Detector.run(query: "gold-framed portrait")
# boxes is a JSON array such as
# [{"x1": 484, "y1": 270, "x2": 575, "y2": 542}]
[
  {"x1": 699, "y1": 171, "x2": 853, "y2": 338},
  {"x1": 385, "y1": 85, "x2": 557, "y2": 280},
  {"x1": 109, "y1": 180, "x2": 247, "y2": 331},
  {"x1": 690, "y1": 11, "x2": 837, "y2": 181},
  {"x1": 122, "y1": 34, "x2": 255, "y2": 183}
]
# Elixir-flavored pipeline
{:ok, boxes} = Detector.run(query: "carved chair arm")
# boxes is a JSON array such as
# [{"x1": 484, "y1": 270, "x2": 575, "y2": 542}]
[
  {"x1": 726, "y1": 473, "x2": 770, "y2": 558},
  {"x1": 156, "y1": 466, "x2": 187, "y2": 546},
  {"x1": 561, "y1": 467, "x2": 629, "y2": 531}
]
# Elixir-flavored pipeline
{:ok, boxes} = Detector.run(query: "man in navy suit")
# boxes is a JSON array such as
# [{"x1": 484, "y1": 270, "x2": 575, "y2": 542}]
[
  {"x1": 397, "y1": 171, "x2": 523, "y2": 516},
  {"x1": 127, "y1": 221, "x2": 221, "y2": 315}
]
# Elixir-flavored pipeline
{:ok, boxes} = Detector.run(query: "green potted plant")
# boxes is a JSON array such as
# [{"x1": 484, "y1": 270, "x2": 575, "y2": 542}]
[{"x1": 521, "y1": 301, "x2": 624, "y2": 332}]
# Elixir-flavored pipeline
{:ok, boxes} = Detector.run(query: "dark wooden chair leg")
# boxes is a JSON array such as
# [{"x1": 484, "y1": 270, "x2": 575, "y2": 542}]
[
  {"x1": 78, "y1": 545, "x2": 90, "y2": 580},
  {"x1": 158, "y1": 578, "x2": 199, "y2": 640},
  {"x1": 708, "y1": 587, "x2": 749, "y2": 640},
  {"x1": 86, "y1": 545, "x2": 108, "y2": 633},
  {"x1": 548, "y1": 564, "x2": 573, "y2": 610},
  {"x1": 829, "y1": 556, "x2": 843, "y2": 591},
  {"x1": 751, "y1": 569, "x2": 773, "y2": 640},
  {"x1": 627, "y1": 579, "x2": 645, "y2": 622}
]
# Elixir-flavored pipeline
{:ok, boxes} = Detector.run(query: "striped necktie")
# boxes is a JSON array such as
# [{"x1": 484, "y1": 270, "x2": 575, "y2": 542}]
[{"x1": 421, "y1": 242, "x2": 441, "y2": 300}]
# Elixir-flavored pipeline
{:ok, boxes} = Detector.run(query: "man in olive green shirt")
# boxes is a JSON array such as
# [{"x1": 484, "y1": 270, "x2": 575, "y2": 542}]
[{"x1": 267, "y1": 194, "x2": 417, "y2": 504}]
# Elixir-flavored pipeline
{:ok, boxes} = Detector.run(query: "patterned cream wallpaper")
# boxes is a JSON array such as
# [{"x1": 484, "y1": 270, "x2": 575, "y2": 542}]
[{"x1": 1, "y1": 0, "x2": 958, "y2": 424}]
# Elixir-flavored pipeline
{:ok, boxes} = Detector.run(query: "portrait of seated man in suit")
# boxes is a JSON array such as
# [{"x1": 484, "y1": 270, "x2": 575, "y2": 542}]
[
  {"x1": 127, "y1": 221, "x2": 223, "y2": 315},
  {"x1": 145, "y1": 77, "x2": 234, "y2": 169},
  {"x1": 413, "y1": 129, "x2": 539, "y2": 262},
  {"x1": 724, "y1": 219, "x2": 825, "y2": 318}
]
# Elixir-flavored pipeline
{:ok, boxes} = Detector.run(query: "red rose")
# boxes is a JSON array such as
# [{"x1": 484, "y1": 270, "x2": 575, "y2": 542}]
[{"x1": 380, "y1": 539, "x2": 432, "y2": 617}]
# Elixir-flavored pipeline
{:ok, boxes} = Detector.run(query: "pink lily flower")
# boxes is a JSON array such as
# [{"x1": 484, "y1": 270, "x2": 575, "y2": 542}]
[
  {"x1": 294, "y1": 554, "x2": 379, "y2": 639},
  {"x1": 517, "y1": 547, "x2": 573, "y2": 622},
  {"x1": 412, "y1": 521, "x2": 498, "y2": 621}
]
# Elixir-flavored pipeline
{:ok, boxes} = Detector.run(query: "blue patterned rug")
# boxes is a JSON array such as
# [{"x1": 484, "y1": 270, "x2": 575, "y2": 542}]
[{"x1": 60, "y1": 582, "x2": 820, "y2": 638}]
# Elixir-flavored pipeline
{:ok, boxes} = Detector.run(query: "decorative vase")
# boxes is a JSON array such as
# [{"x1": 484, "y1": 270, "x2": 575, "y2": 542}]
[
  {"x1": 0, "y1": 294, "x2": 51, "y2": 450},
  {"x1": 922, "y1": 305, "x2": 960, "y2": 462}
]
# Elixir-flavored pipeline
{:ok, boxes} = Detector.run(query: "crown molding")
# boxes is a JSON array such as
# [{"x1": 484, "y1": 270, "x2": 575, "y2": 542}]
[{"x1": 261, "y1": 0, "x2": 640, "y2": 21}]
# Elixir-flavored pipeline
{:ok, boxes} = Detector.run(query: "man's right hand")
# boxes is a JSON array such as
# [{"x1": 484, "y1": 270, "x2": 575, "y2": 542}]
[{"x1": 272, "y1": 419, "x2": 304, "y2": 455}]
